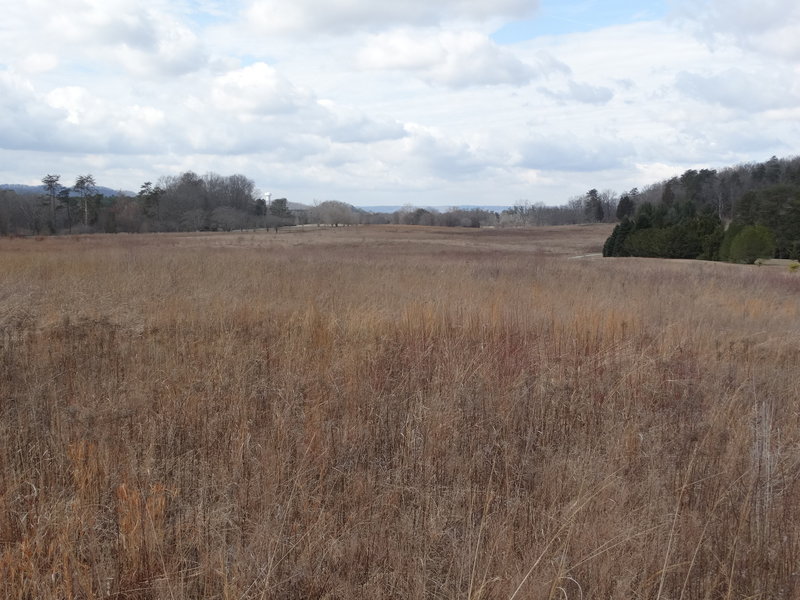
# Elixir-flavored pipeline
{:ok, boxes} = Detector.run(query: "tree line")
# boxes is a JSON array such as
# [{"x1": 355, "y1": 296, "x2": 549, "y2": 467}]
[
  {"x1": 500, "y1": 188, "x2": 619, "y2": 227},
  {"x1": 602, "y1": 156, "x2": 800, "y2": 262},
  {"x1": 0, "y1": 172, "x2": 376, "y2": 235},
  {"x1": 3, "y1": 155, "x2": 800, "y2": 244},
  {"x1": 0, "y1": 170, "x2": 520, "y2": 235},
  {"x1": 0, "y1": 170, "x2": 510, "y2": 234}
]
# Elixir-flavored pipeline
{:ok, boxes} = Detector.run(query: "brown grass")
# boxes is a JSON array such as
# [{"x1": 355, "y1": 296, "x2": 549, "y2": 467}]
[{"x1": 1, "y1": 224, "x2": 799, "y2": 599}]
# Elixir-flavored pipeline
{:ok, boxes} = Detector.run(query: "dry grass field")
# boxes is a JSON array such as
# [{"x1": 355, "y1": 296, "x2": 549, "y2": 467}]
[{"x1": 1, "y1": 223, "x2": 800, "y2": 599}]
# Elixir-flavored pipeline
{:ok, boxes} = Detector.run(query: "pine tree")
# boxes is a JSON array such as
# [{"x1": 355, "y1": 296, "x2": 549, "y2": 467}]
[{"x1": 616, "y1": 194, "x2": 634, "y2": 220}]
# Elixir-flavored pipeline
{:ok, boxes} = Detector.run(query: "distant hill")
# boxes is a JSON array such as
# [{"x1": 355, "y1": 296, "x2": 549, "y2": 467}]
[{"x1": 0, "y1": 183, "x2": 132, "y2": 197}]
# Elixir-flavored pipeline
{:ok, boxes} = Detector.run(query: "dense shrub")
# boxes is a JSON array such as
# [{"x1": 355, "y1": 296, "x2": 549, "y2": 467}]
[{"x1": 728, "y1": 224, "x2": 776, "y2": 263}]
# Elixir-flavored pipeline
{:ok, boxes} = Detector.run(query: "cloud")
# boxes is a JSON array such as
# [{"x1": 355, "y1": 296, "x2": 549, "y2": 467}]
[
  {"x1": 685, "y1": 0, "x2": 800, "y2": 61},
  {"x1": 632, "y1": 113, "x2": 794, "y2": 168},
  {"x1": 0, "y1": 53, "x2": 408, "y2": 165},
  {"x1": 36, "y1": 0, "x2": 149, "y2": 47},
  {"x1": 46, "y1": 87, "x2": 108, "y2": 126},
  {"x1": 18, "y1": 53, "x2": 60, "y2": 74},
  {"x1": 197, "y1": 66, "x2": 407, "y2": 152},
  {"x1": 539, "y1": 80, "x2": 614, "y2": 105},
  {"x1": 352, "y1": 124, "x2": 492, "y2": 184},
  {"x1": 210, "y1": 63, "x2": 314, "y2": 115},
  {"x1": 111, "y1": 16, "x2": 209, "y2": 77},
  {"x1": 516, "y1": 134, "x2": 633, "y2": 172},
  {"x1": 358, "y1": 30, "x2": 541, "y2": 87},
  {"x1": 0, "y1": 71, "x2": 37, "y2": 109},
  {"x1": 316, "y1": 102, "x2": 407, "y2": 144},
  {"x1": 404, "y1": 126, "x2": 487, "y2": 177},
  {"x1": 0, "y1": 73, "x2": 163, "y2": 154},
  {"x1": 8, "y1": 0, "x2": 209, "y2": 78},
  {"x1": 0, "y1": 71, "x2": 65, "y2": 150},
  {"x1": 245, "y1": 0, "x2": 536, "y2": 34},
  {"x1": 43, "y1": 86, "x2": 170, "y2": 153},
  {"x1": 533, "y1": 50, "x2": 572, "y2": 77},
  {"x1": 675, "y1": 68, "x2": 798, "y2": 112}
]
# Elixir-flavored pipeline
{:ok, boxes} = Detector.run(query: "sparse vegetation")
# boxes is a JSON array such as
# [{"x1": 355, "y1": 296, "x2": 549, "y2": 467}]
[{"x1": 1, "y1": 224, "x2": 799, "y2": 599}]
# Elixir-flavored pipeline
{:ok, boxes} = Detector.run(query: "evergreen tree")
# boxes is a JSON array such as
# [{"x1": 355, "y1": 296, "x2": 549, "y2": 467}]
[
  {"x1": 74, "y1": 174, "x2": 97, "y2": 227},
  {"x1": 603, "y1": 226, "x2": 618, "y2": 256},
  {"x1": 269, "y1": 198, "x2": 292, "y2": 218},
  {"x1": 612, "y1": 218, "x2": 635, "y2": 256},
  {"x1": 616, "y1": 194, "x2": 634, "y2": 220},
  {"x1": 661, "y1": 180, "x2": 675, "y2": 208},
  {"x1": 584, "y1": 189, "x2": 603, "y2": 222},
  {"x1": 41, "y1": 174, "x2": 61, "y2": 233},
  {"x1": 58, "y1": 186, "x2": 77, "y2": 232},
  {"x1": 729, "y1": 225, "x2": 776, "y2": 263},
  {"x1": 137, "y1": 181, "x2": 163, "y2": 220}
]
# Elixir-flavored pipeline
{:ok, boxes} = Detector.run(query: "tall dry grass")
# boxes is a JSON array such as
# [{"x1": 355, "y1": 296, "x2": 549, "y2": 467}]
[{"x1": 1, "y1": 225, "x2": 799, "y2": 599}]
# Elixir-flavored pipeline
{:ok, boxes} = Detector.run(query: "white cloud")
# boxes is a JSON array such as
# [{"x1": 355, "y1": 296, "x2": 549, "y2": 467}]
[
  {"x1": 685, "y1": 0, "x2": 800, "y2": 61},
  {"x1": 358, "y1": 29, "x2": 538, "y2": 87},
  {"x1": 0, "y1": 71, "x2": 37, "y2": 108},
  {"x1": 42, "y1": 86, "x2": 171, "y2": 153},
  {"x1": 539, "y1": 80, "x2": 614, "y2": 105},
  {"x1": 112, "y1": 16, "x2": 208, "y2": 77},
  {"x1": 18, "y1": 53, "x2": 60, "y2": 74},
  {"x1": 0, "y1": 71, "x2": 62, "y2": 150},
  {"x1": 316, "y1": 101, "x2": 407, "y2": 144},
  {"x1": 210, "y1": 63, "x2": 313, "y2": 115},
  {"x1": 675, "y1": 68, "x2": 799, "y2": 112},
  {"x1": 357, "y1": 30, "x2": 446, "y2": 71},
  {"x1": 516, "y1": 133, "x2": 633, "y2": 172},
  {"x1": 6, "y1": 0, "x2": 209, "y2": 78},
  {"x1": 139, "y1": 32, "x2": 205, "y2": 77},
  {"x1": 46, "y1": 87, "x2": 104, "y2": 126},
  {"x1": 245, "y1": 0, "x2": 536, "y2": 34},
  {"x1": 0, "y1": 71, "x2": 171, "y2": 155},
  {"x1": 49, "y1": 1, "x2": 160, "y2": 49},
  {"x1": 402, "y1": 124, "x2": 489, "y2": 178}
]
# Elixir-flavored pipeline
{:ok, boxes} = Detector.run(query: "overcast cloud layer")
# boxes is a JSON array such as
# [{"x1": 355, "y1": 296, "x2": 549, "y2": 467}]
[{"x1": 1, "y1": 0, "x2": 798, "y2": 206}]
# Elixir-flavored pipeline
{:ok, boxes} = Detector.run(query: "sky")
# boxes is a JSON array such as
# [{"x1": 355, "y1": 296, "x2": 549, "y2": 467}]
[{"x1": 1, "y1": 0, "x2": 799, "y2": 207}]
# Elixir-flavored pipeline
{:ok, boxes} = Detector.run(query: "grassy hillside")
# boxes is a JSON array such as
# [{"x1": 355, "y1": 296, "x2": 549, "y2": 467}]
[{"x1": 1, "y1": 225, "x2": 799, "y2": 599}]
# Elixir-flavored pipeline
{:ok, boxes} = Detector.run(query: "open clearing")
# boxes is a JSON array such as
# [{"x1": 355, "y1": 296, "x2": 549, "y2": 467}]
[{"x1": 1, "y1": 224, "x2": 799, "y2": 599}]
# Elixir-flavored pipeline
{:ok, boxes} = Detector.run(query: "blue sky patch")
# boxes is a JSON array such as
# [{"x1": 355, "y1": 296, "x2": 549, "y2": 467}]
[{"x1": 492, "y1": 0, "x2": 668, "y2": 44}]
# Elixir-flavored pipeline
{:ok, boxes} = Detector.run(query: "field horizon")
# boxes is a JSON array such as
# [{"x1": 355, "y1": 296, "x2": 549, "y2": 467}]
[{"x1": 2, "y1": 224, "x2": 799, "y2": 599}]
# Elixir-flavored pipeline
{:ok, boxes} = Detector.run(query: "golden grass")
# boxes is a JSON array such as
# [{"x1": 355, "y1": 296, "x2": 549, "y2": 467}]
[{"x1": 1, "y1": 224, "x2": 799, "y2": 599}]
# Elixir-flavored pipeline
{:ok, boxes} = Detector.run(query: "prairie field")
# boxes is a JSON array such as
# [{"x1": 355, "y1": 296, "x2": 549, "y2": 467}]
[{"x1": 2, "y1": 224, "x2": 800, "y2": 599}]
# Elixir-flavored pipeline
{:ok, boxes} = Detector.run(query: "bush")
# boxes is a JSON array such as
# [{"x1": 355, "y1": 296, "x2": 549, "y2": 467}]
[
  {"x1": 622, "y1": 227, "x2": 669, "y2": 257},
  {"x1": 728, "y1": 225, "x2": 776, "y2": 264}
]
